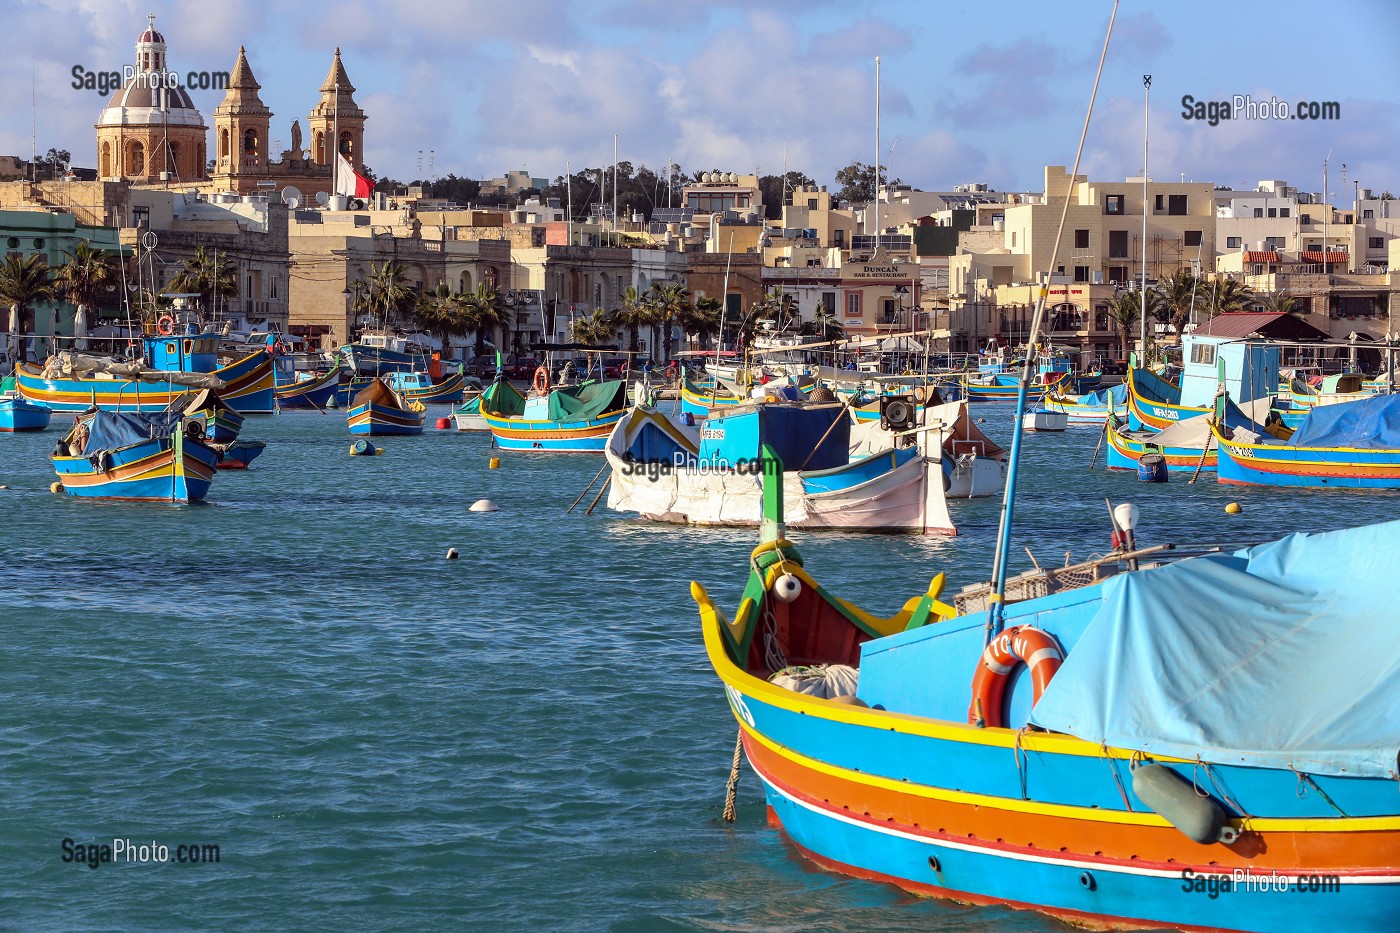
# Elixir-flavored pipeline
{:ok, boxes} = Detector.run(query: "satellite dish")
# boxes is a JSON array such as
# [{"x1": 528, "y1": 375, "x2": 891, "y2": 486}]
[
  {"x1": 282, "y1": 186, "x2": 303, "y2": 206},
  {"x1": 285, "y1": 196, "x2": 300, "y2": 210},
  {"x1": 315, "y1": 191, "x2": 329, "y2": 206}
]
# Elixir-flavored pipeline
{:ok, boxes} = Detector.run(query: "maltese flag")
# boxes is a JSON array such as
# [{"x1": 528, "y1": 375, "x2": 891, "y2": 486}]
[{"x1": 336, "y1": 153, "x2": 373, "y2": 198}]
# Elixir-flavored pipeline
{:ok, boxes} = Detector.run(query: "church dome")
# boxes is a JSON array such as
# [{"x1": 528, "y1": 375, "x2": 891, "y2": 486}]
[{"x1": 97, "y1": 14, "x2": 205, "y2": 129}]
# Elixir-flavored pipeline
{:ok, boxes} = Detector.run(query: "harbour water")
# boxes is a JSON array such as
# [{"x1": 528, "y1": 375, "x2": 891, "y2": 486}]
[{"x1": 3, "y1": 405, "x2": 1395, "y2": 931}]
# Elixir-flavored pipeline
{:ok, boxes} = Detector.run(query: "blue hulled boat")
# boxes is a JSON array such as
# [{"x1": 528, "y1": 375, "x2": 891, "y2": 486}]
[
  {"x1": 52, "y1": 408, "x2": 218, "y2": 502},
  {"x1": 346, "y1": 378, "x2": 425, "y2": 436},
  {"x1": 0, "y1": 391, "x2": 51, "y2": 431},
  {"x1": 482, "y1": 379, "x2": 629, "y2": 452}
]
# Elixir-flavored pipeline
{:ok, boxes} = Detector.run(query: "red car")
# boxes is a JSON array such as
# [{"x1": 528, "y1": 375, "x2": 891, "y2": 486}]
[{"x1": 504, "y1": 358, "x2": 541, "y2": 380}]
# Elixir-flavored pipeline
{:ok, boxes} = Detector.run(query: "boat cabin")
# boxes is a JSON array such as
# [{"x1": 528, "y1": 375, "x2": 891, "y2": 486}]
[
  {"x1": 145, "y1": 333, "x2": 220, "y2": 374},
  {"x1": 386, "y1": 372, "x2": 434, "y2": 393},
  {"x1": 1178, "y1": 334, "x2": 1279, "y2": 409},
  {"x1": 696, "y1": 402, "x2": 848, "y2": 472}
]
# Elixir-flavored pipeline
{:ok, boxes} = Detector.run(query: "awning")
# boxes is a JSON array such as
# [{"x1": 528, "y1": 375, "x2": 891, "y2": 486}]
[{"x1": 1301, "y1": 251, "x2": 1349, "y2": 263}]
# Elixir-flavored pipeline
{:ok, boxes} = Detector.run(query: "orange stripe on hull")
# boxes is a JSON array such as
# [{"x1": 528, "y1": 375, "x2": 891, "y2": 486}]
[{"x1": 745, "y1": 731, "x2": 1394, "y2": 874}]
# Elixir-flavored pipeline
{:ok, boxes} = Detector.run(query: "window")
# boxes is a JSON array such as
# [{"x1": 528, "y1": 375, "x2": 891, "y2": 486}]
[
  {"x1": 1370, "y1": 237, "x2": 1385, "y2": 249},
  {"x1": 1168, "y1": 195, "x2": 1188, "y2": 215},
  {"x1": 821, "y1": 293, "x2": 836, "y2": 313},
  {"x1": 244, "y1": 129, "x2": 258, "y2": 153},
  {"x1": 1104, "y1": 195, "x2": 1124, "y2": 215},
  {"x1": 1074, "y1": 266, "x2": 1090, "y2": 283},
  {"x1": 1254, "y1": 208, "x2": 1264, "y2": 218},
  {"x1": 807, "y1": 198, "x2": 817, "y2": 209},
  {"x1": 1074, "y1": 229, "x2": 1089, "y2": 249},
  {"x1": 846, "y1": 293, "x2": 862, "y2": 317},
  {"x1": 1190, "y1": 343, "x2": 1216, "y2": 365},
  {"x1": 1300, "y1": 213, "x2": 1311, "y2": 224},
  {"x1": 1280, "y1": 208, "x2": 1290, "y2": 218},
  {"x1": 1267, "y1": 208, "x2": 1277, "y2": 218},
  {"x1": 833, "y1": 230, "x2": 845, "y2": 247},
  {"x1": 1266, "y1": 236, "x2": 1285, "y2": 249},
  {"x1": 1364, "y1": 209, "x2": 1374, "y2": 219},
  {"x1": 1108, "y1": 230, "x2": 1128, "y2": 258},
  {"x1": 1155, "y1": 194, "x2": 1164, "y2": 212},
  {"x1": 1108, "y1": 265, "x2": 1127, "y2": 283},
  {"x1": 1345, "y1": 215, "x2": 1353, "y2": 224},
  {"x1": 127, "y1": 141, "x2": 145, "y2": 176},
  {"x1": 1094, "y1": 305, "x2": 1109, "y2": 331},
  {"x1": 1184, "y1": 230, "x2": 1203, "y2": 247},
  {"x1": 132, "y1": 206, "x2": 150, "y2": 229},
  {"x1": 1226, "y1": 236, "x2": 1242, "y2": 249}
]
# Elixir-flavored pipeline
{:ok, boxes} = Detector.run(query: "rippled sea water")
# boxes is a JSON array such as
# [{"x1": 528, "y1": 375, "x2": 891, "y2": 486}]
[{"x1": 2, "y1": 402, "x2": 1395, "y2": 932}]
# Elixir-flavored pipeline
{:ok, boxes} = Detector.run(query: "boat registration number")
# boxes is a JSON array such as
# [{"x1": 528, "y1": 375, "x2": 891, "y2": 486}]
[{"x1": 701, "y1": 428, "x2": 725, "y2": 439}]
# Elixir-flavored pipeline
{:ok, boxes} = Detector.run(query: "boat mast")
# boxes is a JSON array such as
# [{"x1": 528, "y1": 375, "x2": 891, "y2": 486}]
[
  {"x1": 986, "y1": 0, "x2": 1119, "y2": 642},
  {"x1": 1139, "y1": 74, "x2": 1150, "y2": 361}
]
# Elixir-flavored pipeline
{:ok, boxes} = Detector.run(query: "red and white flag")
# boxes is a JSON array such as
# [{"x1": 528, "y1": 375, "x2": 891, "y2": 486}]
[{"x1": 336, "y1": 153, "x2": 374, "y2": 199}]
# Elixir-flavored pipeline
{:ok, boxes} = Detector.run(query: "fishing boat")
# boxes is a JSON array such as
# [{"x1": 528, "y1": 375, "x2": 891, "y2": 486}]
[
  {"x1": 386, "y1": 370, "x2": 466, "y2": 405},
  {"x1": 1104, "y1": 399, "x2": 1277, "y2": 473},
  {"x1": 335, "y1": 331, "x2": 424, "y2": 376},
  {"x1": 451, "y1": 379, "x2": 510, "y2": 432},
  {"x1": 274, "y1": 364, "x2": 342, "y2": 410},
  {"x1": 680, "y1": 369, "x2": 751, "y2": 421},
  {"x1": 16, "y1": 331, "x2": 275, "y2": 414},
  {"x1": 1212, "y1": 392, "x2": 1400, "y2": 488},
  {"x1": 52, "y1": 408, "x2": 218, "y2": 502},
  {"x1": 961, "y1": 344, "x2": 1077, "y2": 401},
  {"x1": 693, "y1": 459, "x2": 1400, "y2": 933},
  {"x1": 211, "y1": 439, "x2": 267, "y2": 469},
  {"x1": 165, "y1": 387, "x2": 244, "y2": 444},
  {"x1": 346, "y1": 378, "x2": 426, "y2": 436},
  {"x1": 1127, "y1": 335, "x2": 1280, "y2": 432},
  {"x1": 1041, "y1": 383, "x2": 1126, "y2": 423},
  {"x1": 0, "y1": 391, "x2": 51, "y2": 431},
  {"x1": 481, "y1": 378, "x2": 629, "y2": 452},
  {"x1": 604, "y1": 398, "x2": 955, "y2": 534}
]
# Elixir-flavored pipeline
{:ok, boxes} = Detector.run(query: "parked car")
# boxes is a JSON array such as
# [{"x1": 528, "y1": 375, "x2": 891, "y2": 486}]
[{"x1": 504, "y1": 358, "x2": 541, "y2": 381}]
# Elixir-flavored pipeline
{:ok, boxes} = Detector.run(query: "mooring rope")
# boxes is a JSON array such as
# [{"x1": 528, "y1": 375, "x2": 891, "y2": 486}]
[{"x1": 721, "y1": 729, "x2": 744, "y2": 822}]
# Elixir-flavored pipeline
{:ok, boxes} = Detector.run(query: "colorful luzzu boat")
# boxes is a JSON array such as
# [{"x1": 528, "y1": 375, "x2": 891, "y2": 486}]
[
  {"x1": 52, "y1": 409, "x2": 218, "y2": 502},
  {"x1": 274, "y1": 365, "x2": 342, "y2": 410},
  {"x1": 961, "y1": 369, "x2": 1071, "y2": 401},
  {"x1": 680, "y1": 370, "x2": 749, "y2": 421},
  {"x1": 481, "y1": 378, "x2": 628, "y2": 452},
  {"x1": 346, "y1": 378, "x2": 426, "y2": 436},
  {"x1": 1124, "y1": 366, "x2": 1208, "y2": 431},
  {"x1": 17, "y1": 331, "x2": 274, "y2": 414},
  {"x1": 1042, "y1": 384, "x2": 1126, "y2": 424},
  {"x1": 1212, "y1": 392, "x2": 1400, "y2": 488},
  {"x1": 0, "y1": 391, "x2": 51, "y2": 431},
  {"x1": 211, "y1": 439, "x2": 267, "y2": 469},
  {"x1": 386, "y1": 370, "x2": 466, "y2": 405},
  {"x1": 451, "y1": 379, "x2": 512, "y2": 432},
  {"x1": 1103, "y1": 399, "x2": 1279, "y2": 474},
  {"x1": 692, "y1": 452, "x2": 1400, "y2": 933}
]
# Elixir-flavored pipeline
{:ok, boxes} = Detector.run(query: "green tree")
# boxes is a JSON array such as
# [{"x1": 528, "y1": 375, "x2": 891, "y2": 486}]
[
  {"x1": 1258, "y1": 290, "x2": 1304, "y2": 316},
  {"x1": 799, "y1": 303, "x2": 842, "y2": 342},
  {"x1": 1155, "y1": 268, "x2": 1204, "y2": 336},
  {"x1": 359, "y1": 260, "x2": 417, "y2": 330},
  {"x1": 646, "y1": 282, "x2": 691, "y2": 363},
  {"x1": 168, "y1": 246, "x2": 236, "y2": 321},
  {"x1": 757, "y1": 171, "x2": 817, "y2": 220},
  {"x1": 679, "y1": 297, "x2": 722, "y2": 351},
  {"x1": 0, "y1": 253, "x2": 54, "y2": 362},
  {"x1": 833, "y1": 161, "x2": 897, "y2": 205},
  {"x1": 52, "y1": 241, "x2": 117, "y2": 348},
  {"x1": 1208, "y1": 277, "x2": 1254, "y2": 316},
  {"x1": 461, "y1": 283, "x2": 508, "y2": 359},
  {"x1": 1107, "y1": 290, "x2": 1164, "y2": 361},
  {"x1": 610, "y1": 286, "x2": 649, "y2": 354},
  {"x1": 569, "y1": 308, "x2": 615, "y2": 347},
  {"x1": 412, "y1": 282, "x2": 470, "y2": 353}
]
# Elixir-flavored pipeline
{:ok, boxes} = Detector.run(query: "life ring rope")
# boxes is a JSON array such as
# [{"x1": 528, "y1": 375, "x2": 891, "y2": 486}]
[
  {"x1": 157, "y1": 314, "x2": 175, "y2": 336},
  {"x1": 532, "y1": 365, "x2": 551, "y2": 395}
]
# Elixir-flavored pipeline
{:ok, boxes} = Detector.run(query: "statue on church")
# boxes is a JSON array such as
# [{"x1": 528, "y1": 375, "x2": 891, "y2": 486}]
[{"x1": 290, "y1": 120, "x2": 303, "y2": 157}]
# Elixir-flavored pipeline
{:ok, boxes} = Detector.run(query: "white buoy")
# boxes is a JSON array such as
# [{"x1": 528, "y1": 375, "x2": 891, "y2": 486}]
[
  {"x1": 772, "y1": 573, "x2": 802, "y2": 603},
  {"x1": 470, "y1": 499, "x2": 499, "y2": 512},
  {"x1": 446, "y1": 547, "x2": 459, "y2": 560}
]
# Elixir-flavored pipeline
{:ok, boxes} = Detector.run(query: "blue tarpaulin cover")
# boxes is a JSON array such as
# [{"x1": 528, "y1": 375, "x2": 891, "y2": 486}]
[
  {"x1": 1286, "y1": 394, "x2": 1400, "y2": 449},
  {"x1": 1030, "y1": 520, "x2": 1400, "y2": 778},
  {"x1": 1078, "y1": 384, "x2": 1127, "y2": 407},
  {"x1": 81, "y1": 410, "x2": 181, "y2": 455}
]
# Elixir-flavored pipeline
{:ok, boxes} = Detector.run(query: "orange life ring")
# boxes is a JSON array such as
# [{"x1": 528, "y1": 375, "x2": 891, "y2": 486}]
[
  {"x1": 157, "y1": 315, "x2": 175, "y2": 336},
  {"x1": 532, "y1": 365, "x2": 551, "y2": 395},
  {"x1": 968, "y1": 625, "x2": 1063, "y2": 728}
]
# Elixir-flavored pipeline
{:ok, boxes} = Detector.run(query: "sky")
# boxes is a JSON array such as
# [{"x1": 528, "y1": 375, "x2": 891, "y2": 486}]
[{"x1": 9, "y1": 0, "x2": 1400, "y2": 201}]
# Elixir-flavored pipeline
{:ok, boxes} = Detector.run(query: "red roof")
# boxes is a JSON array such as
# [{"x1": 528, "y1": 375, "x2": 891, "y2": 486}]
[
  {"x1": 1243, "y1": 251, "x2": 1279, "y2": 262},
  {"x1": 1195, "y1": 312, "x2": 1330, "y2": 340},
  {"x1": 1301, "y1": 251, "x2": 1349, "y2": 263}
]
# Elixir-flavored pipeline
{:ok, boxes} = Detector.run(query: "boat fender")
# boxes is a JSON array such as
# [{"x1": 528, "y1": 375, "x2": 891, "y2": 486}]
[
  {"x1": 350, "y1": 439, "x2": 376, "y2": 457},
  {"x1": 1130, "y1": 763, "x2": 1239, "y2": 845},
  {"x1": 49, "y1": 481, "x2": 64, "y2": 494},
  {"x1": 772, "y1": 573, "x2": 802, "y2": 603}
]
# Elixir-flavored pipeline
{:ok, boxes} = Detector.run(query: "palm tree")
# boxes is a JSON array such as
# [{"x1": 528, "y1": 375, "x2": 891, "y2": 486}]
[
  {"x1": 52, "y1": 241, "x2": 117, "y2": 351},
  {"x1": 0, "y1": 253, "x2": 54, "y2": 362},
  {"x1": 461, "y1": 283, "x2": 508, "y2": 360},
  {"x1": 360, "y1": 260, "x2": 416, "y2": 330},
  {"x1": 680, "y1": 297, "x2": 723, "y2": 350},
  {"x1": 569, "y1": 308, "x2": 615, "y2": 347},
  {"x1": 1155, "y1": 268, "x2": 1204, "y2": 336},
  {"x1": 168, "y1": 246, "x2": 236, "y2": 322},
  {"x1": 646, "y1": 282, "x2": 691, "y2": 364},
  {"x1": 1106, "y1": 290, "x2": 1160, "y2": 362},
  {"x1": 412, "y1": 283, "x2": 470, "y2": 354},
  {"x1": 800, "y1": 303, "x2": 842, "y2": 342},
  {"x1": 1208, "y1": 277, "x2": 1254, "y2": 316},
  {"x1": 610, "y1": 286, "x2": 648, "y2": 354},
  {"x1": 1258, "y1": 290, "x2": 1305, "y2": 316}
]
